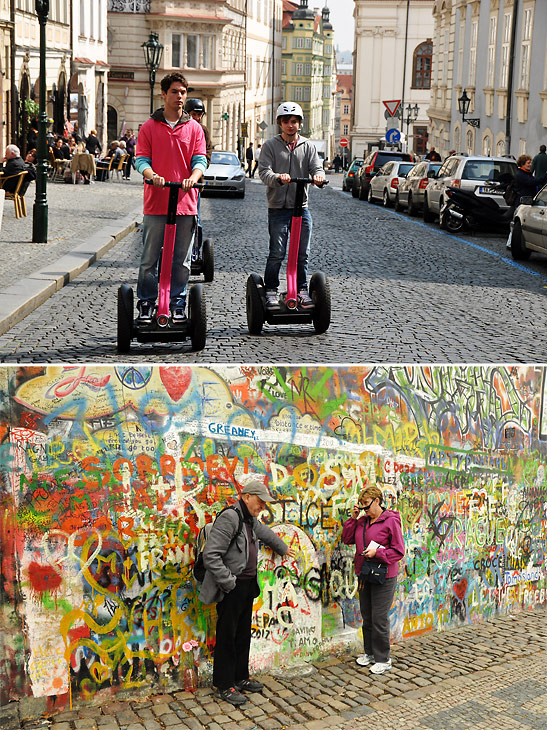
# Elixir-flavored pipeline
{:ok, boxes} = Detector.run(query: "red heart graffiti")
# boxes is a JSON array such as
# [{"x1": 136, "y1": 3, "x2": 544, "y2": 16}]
[
  {"x1": 159, "y1": 367, "x2": 192, "y2": 402},
  {"x1": 453, "y1": 578, "x2": 467, "y2": 602}
]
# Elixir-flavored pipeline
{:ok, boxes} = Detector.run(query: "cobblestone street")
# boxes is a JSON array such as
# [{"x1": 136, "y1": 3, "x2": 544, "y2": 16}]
[
  {"x1": 0, "y1": 176, "x2": 545, "y2": 362},
  {"x1": 2, "y1": 607, "x2": 544, "y2": 730}
]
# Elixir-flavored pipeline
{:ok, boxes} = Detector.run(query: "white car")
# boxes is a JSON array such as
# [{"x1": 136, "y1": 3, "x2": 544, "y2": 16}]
[
  {"x1": 367, "y1": 160, "x2": 416, "y2": 207},
  {"x1": 202, "y1": 151, "x2": 246, "y2": 198},
  {"x1": 511, "y1": 183, "x2": 547, "y2": 260}
]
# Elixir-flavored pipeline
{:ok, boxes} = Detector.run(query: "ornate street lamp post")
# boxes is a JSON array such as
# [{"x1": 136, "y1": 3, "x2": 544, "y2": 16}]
[
  {"x1": 142, "y1": 32, "x2": 164, "y2": 117},
  {"x1": 403, "y1": 103, "x2": 419, "y2": 143},
  {"x1": 458, "y1": 89, "x2": 480, "y2": 128},
  {"x1": 32, "y1": 0, "x2": 49, "y2": 243}
]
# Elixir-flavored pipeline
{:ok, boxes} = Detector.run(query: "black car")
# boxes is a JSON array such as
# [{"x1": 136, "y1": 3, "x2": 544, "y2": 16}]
[
  {"x1": 354, "y1": 150, "x2": 413, "y2": 200},
  {"x1": 342, "y1": 158, "x2": 363, "y2": 193}
]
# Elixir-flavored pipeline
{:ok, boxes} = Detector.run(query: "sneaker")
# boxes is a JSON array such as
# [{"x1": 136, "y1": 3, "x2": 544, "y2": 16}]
[
  {"x1": 171, "y1": 305, "x2": 187, "y2": 323},
  {"x1": 235, "y1": 678, "x2": 264, "y2": 693},
  {"x1": 215, "y1": 687, "x2": 247, "y2": 706},
  {"x1": 356, "y1": 654, "x2": 375, "y2": 667},
  {"x1": 137, "y1": 300, "x2": 154, "y2": 323},
  {"x1": 297, "y1": 288, "x2": 313, "y2": 309},
  {"x1": 265, "y1": 289, "x2": 281, "y2": 309},
  {"x1": 370, "y1": 659, "x2": 392, "y2": 675}
]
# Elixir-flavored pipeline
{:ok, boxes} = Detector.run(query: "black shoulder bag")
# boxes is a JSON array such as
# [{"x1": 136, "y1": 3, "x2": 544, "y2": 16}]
[{"x1": 359, "y1": 520, "x2": 387, "y2": 586}]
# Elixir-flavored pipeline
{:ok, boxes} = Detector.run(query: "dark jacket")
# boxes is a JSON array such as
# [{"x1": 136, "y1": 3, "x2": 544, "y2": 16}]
[
  {"x1": 85, "y1": 134, "x2": 102, "y2": 156},
  {"x1": 246, "y1": 145, "x2": 254, "y2": 162},
  {"x1": 2, "y1": 156, "x2": 26, "y2": 193},
  {"x1": 199, "y1": 499, "x2": 288, "y2": 604},
  {"x1": 120, "y1": 135, "x2": 136, "y2": 156},
  {"x1": 201, "y1": 123, "x2": 213, "y2": 166},
  {"x1": 53, "y1": 144, "x2": 70, "y2": 160},
  {"x1": 515, "y1": 167, "x2": 547, "y2": 201},
  {"x1": 531, "y1": 152, "x2": 547, "y2": 178}
]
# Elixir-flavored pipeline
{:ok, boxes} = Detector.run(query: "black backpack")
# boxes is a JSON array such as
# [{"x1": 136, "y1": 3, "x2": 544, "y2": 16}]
[
  {"x1": 193, "y1": 505, "x2": 244, "y2": 584},
  {"x1": 503, "y1": 180, "x2": 518, "y2": 206}
]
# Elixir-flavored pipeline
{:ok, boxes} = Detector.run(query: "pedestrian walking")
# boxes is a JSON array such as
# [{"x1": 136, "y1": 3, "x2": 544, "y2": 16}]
[
  {"x1": 134, "y1": 72, "x2": 206, "y2": 323},
  {"x1": 258, "y1": 101, "x2": 325, "y2": 310},
  {"x1": 332, "y1": 154, "x2": 342, "y2": 173},
  {"x1": 425, "y1": 146, "x2": 441, "y2": 161},
  {"x1": 531, "y1": 145, "x2": 547, "y2": 178},
  {"x1": 199, "y1": 479, "x2": 295, "y2": 706},
  {"x1": 251, "y1": 143, "x2": 261, "y2": 177},
  {"x1": 514, "y1": 154, "x2": 547, "y2": 205},
  {"x1": 245, "y1": 142, "x2": 254, "y2": 177},
  {"x1": 120, "y1": 129, "x2": 137, "y2": 179},
  {"x1": 342, "y1": 485, "x2": 405, "y2": 675}
]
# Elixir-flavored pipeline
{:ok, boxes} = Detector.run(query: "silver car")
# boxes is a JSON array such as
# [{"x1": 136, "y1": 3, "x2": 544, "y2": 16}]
[
  {"x1": 511, "y1": 183, "x2": 547, "y2": 261},
  {"x1": 367, "y1": 160, "x2": 416, "y2": 207},
  {"x1": 423, "y1": 155, "x2": 517, "y2": 224},
  {"x1": 202, "y1": 151, "x2": 246, "y2": 198},
  {"x1": 395, "y1": 160, "x2": 442, "y2": 215}
]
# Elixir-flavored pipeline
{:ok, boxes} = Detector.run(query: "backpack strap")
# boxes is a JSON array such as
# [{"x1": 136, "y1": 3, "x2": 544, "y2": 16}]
[{"x1": 216, "y1": 504, "x2": 244, "y2": 552}]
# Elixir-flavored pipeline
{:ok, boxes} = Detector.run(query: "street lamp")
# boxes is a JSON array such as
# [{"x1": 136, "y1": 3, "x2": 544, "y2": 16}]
[
  {"x1": 403, "y1": 103, "x2": 419, "y2": 141},
  {"x1": 32, "y1": 0, "x2": 49, "y2": 243},
  {"x1": 458, "y1": 89, "x2": 480, "y2": 128},
  {"x1": 142, "y1": 31, "x2": 164, "y2": 117}
]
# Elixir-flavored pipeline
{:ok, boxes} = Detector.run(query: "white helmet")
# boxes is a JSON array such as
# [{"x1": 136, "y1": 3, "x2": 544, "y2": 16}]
[{"x1": 276, "y1": 101, "x2": 304, "y2": 121}]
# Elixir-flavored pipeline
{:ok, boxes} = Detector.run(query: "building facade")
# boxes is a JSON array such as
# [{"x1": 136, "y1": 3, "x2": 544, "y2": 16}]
[
  {"x1": 0, "y1": 0, "x2": 11, "y2": 154},
  {"x1": 107, "y1": 0, "x2": 246, "y2": 154},
  {"x1": 335, "y1": 72, "x2": 353, "y2": 165},
  {"x1": 282, "y1": 0, "x2": 336, "y2": 159},
  {"x1": 429, "y1": 0, "x2": 547, "y2": 159},
  {"x1": 351, "y1": 0, "x2": 435, "y2": 159}
]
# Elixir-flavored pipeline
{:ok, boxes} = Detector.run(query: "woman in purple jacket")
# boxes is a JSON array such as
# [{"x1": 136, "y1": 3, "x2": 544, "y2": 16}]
[{"x1": 342, "y1": 486, "x2": 405, "y2": 675}]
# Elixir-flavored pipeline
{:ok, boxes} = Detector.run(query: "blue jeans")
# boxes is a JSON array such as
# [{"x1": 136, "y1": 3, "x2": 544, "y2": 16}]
[
  {"x1": 264, "y1": 207, "x2": 312, "y2": 291},
  {"x1": 137, "y1": 214, "x2": 195, "y2": 306}
]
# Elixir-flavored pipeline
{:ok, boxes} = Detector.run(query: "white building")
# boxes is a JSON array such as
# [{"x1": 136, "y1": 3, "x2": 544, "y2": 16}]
[{"x1": 351, "y1": 0, "x2": 435, "y2": 159}]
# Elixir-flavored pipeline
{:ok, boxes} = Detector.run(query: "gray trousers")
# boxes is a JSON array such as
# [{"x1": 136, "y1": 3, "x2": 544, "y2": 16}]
[{"x1": 358, "y1": 576, "x2": 397, "y2": 663}]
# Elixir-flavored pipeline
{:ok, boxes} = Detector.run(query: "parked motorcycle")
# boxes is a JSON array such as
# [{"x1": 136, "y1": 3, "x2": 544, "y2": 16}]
[{"x1": 440, "y1": 181, "x2": 514, "y2": 234}]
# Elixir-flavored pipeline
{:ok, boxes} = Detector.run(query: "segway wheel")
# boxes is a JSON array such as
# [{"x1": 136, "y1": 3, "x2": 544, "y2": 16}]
[
  {"x1": 246, "y1": 275, "x2": 264, "y2": 335},
  {"x1": 310, "y1": 272, "x2": 331, "y2": 334},
  {"x1": 117, "y1": 284, "x2": 134, "y2": 353},
  {"x1": 189, "y1": 284, "x2": 207, "y2": 351},
  {"x1": 202, "y1": 238, "x2": 214, "y2": 282}
]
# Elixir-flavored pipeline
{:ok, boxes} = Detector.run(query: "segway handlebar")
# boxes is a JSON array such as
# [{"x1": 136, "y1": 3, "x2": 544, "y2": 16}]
[
  {"x1": 282, "y1": 177, "x2": 329, "y2": 187},
  {"x1": 145, "y1": 180, "x2": 205, "y2": 189}
]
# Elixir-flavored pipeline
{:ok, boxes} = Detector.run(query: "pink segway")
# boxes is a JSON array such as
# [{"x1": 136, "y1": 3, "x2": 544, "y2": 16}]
[
  {"x1": 246, "y1": 177, "x2": 330, "y2": 334},
  {"x1": 117, "y1": 180, "x2": 206, "y2": 352}
]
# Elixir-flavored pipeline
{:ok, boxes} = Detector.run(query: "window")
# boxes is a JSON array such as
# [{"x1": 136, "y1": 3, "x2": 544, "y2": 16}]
[
  {"x1": 202, "y1": 36, "x2": 213, "y2": 68},
  {"x1": 412, "y1": 41, "x2": 432, "y2": 89},
  {"x1": 304, "y1": 63, "x2": 311, "y2": 75},
  {"x1": 486, "y1": 15, "x2": 497, "y2": 87},
  {"x1": 80, "y1": 0, "x2": 85, "y2": 35},
  {"x1": 343, "y1": 124, "x2": 349, "y2": 134},
  {"x1": 172, "y1": 34, "x2": 182, "y2": 67},
  {"x1": 90, "y1": 0, "x2": 95, "y2": 38},
  {"x1": 295, "y1": 63, "x2": 303, "y2": 75},
  {"x1": 519, "y1": 7, "x2": 533, "y2": 89},
  {"x1": 343, "y1": 104, "x2": 349, "y2": 115},
  {"x1": 282, "y1": 35, "x2": 286, "y2": 50},
  {"x1": 187, "y1": 35, "x2": 198, "y2": 67},
  {"x1": 457, "y1": 20, "x2": 464, "y2": 86},
  {"x1": 468, "y1": 21, "x2": 478, "y2": 86},
  {"x1": 295, "y1": 37, "x2": 305, "y2": 49},
  {"x1": 500, "y1": 12, "x2": 512, "y2": 88}
]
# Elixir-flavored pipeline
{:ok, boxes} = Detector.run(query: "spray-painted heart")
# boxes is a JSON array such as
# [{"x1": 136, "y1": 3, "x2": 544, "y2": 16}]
[
  {"x1": 159, "y1": 366, "x2": 192, "y2": 402},
  {"x1": 453, "y1": 578, "x2": 468, "y2": 602}
]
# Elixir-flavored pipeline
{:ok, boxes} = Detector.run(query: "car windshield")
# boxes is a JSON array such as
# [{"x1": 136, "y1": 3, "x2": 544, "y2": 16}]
[
  {"x1": 398, "y1": 164, "x2": 414, "y2": 176},
  {"x1": 462, "y1": 160, "x2": 517, "y2": 181},
  {"x1": 211, "y1": 152, "x2": 240, "y2": 166}
]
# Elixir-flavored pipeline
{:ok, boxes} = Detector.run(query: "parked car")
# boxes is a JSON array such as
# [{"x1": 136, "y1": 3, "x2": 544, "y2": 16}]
[
  {"x1": 510, "y1": 183, "x2": 547, "y2": 261},
  {"x1": 395, "y1": 160, "x2": 443, "y2": 215},
  {"x1": 202, "y1": 150, "x2": 246, "y2": 198},
  {"x1": 342, "y1": 157, "x2": 363, "y2": 192},
  {"x1": 354, "y1": 150, "x2": 413, "y2": 200},
  {"x1": 422, "y1": 155, "x2": 517, "y2": 225},
  {"x1": 367, "y1": 160, "x2": 416, "y2": 206}
]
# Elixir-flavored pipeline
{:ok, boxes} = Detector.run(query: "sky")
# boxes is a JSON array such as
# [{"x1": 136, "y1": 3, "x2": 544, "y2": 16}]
[{"x1": 327, "y1": 0, "x2": 355, "y2": 53}]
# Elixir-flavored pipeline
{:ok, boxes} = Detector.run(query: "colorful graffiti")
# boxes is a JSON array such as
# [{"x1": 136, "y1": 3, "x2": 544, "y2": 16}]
[{"x1": 0, "y1": 365, "x2": 546, "y2": 707}]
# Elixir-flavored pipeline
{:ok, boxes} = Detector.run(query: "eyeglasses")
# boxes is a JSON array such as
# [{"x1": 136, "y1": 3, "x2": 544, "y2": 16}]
[{"x1": 359, "y1": 500, "x2": 375, "y2": 511}]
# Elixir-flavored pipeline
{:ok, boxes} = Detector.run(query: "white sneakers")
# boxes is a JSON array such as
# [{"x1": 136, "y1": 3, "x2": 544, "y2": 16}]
[{"x1": 356, "y1": 655, "x2": 392, "y2": 674}]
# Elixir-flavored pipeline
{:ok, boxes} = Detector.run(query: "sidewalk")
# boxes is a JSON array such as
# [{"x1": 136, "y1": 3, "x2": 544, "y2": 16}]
[
  {"x1": 0, "y1": 177, "x2": 143, "y2": 336},
  {"x1": 3, "y1": 607, "x2": 544, "y2": 730}
]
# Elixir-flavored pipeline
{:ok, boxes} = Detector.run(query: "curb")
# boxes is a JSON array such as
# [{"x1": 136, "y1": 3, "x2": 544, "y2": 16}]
[{"x1": 0, "y1": 206, "x2": 143, "y2": 337}]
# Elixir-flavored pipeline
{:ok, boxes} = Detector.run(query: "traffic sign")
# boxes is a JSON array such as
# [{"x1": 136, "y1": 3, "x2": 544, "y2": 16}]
[
  {"x1": 383, "y1": 99, "x2": 401, "y2": 117},
  {"x1": 240, "y1": 122, "x2": 248, "y2": 137},
  {"x1": 386, "y1": 128, "x2": 401, "y2": 144},
  {"x1": 339, "y1": 137, "x2": 349, "y2": 147}
]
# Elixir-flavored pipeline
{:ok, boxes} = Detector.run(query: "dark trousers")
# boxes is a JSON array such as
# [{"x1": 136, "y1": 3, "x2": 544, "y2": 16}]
[
  {"x1": 358, "y1": 576, "x2": 397, "y2": 663},
  {"x1": 213, "y1": 578, "x2": 256, "y2": 690}
]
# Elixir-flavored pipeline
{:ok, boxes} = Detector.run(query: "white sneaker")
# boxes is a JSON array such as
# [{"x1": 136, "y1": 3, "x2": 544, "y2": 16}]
[
  {"x1": 370, "y1": 659, "x2": 392, "y2": 674},
  {"x1": 265, "y1": 289, "x2": 280, "y2": 309},
  {"x1": 297, "y1": 288, "x2": 313, "y2": 309},
  {"x1": 356, "y1": 654, "x2": 375, "y2": 667}
]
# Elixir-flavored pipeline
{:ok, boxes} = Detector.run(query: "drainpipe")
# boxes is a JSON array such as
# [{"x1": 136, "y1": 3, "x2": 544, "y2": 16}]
[
  {"x1": 504, "y1": 0, "x2": 518, "y2": 156},
  {"x1": 10, "y1": 0, "x2": 16, "y2": 144},
  {"x1": 399, "y1": 0, "x2": 410, "y2": 151}
]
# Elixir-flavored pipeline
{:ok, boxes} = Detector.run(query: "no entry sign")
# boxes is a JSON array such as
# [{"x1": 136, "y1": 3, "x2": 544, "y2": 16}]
[{"x1": 339, "y1": 138, "x2": 349, "y2": 147}]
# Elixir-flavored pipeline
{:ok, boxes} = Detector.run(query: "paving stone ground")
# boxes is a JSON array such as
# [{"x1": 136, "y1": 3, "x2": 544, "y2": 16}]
[{"x1": 2, "y1": 606, "x2": 544, "y2": 730}]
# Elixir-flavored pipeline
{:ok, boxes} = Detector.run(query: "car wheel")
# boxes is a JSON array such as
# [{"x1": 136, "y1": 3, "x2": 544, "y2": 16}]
[
  {"x1": 382, "y1": 189, "x2": 392, "y2": 207},
  {"x1": 351, "y1": 183, "x2": 359, "y2": 198},
  {"x1": 394, "y1": 192, "x2": 403, "y2": 212},
  {"x1": 359, "y1": 181, "x2": 368, "y2": 200},
  {"x1": 510, "y1": 220, "x2": 531, "y2": 260},
  {"x1": 367, "y1": 185, "x2": 374, "y2": 203},
  {"x1": 407, "y1": 193, "x2": 417, "y2": 217},
  {"x1": 423, "y1": 195, "x2": 435, "y2": 222}
]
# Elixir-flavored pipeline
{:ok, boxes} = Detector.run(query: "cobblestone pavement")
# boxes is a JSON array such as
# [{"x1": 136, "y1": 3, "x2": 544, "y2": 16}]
[
  {"x1": 3, "y1": 607, "x2": 544, "y2": 730},
  {"x1": 0, "y1": 175, "x2": 546, "y2": 362}
]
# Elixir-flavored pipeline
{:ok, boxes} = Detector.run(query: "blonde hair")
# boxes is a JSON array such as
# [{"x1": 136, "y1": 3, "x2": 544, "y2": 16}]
[{"x1": 358, "y1": 485, "x2": 384, "y2": 506}]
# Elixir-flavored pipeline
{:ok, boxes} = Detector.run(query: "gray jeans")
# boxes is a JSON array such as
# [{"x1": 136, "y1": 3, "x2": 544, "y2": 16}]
[{"x1": 359, "y1": 576, "x2": 397, "y2": 663}]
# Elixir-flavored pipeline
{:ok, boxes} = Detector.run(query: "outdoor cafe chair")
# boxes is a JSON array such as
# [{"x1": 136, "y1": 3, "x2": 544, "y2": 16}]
[
  {"x1": 113, "y1": 153, "x2": 129, "y2": 181},
  {"x1": 0, "y1": 170, "x2": 28, "y2": 218}
]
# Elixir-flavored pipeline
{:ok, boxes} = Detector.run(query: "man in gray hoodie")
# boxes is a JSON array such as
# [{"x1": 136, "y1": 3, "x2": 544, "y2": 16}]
[
  {"x1": 199, "y1": 479, "x2": 294, "y2": 706},
  {"x1": 258, "y1": 102, "x2": 324, "y2": 310}
]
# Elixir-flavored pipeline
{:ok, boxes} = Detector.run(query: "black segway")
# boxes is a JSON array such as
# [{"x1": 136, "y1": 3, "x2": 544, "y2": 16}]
[
  {"x1": 246, "y1": 178, "x2": 330, "y2": 335},
  {"x1": 117, "y1": 180, "x2": 206, "y2": 353},
  {"x1": 190, "y1": 220, "x2": 214, "y2": 282}
]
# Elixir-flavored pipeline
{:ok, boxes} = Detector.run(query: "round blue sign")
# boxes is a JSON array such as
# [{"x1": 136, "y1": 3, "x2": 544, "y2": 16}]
[{"x1": 386, "y1": 128, "x2": 401, "y2": 143}]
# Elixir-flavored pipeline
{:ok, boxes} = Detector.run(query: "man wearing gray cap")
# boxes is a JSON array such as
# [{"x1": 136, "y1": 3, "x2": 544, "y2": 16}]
[{"x1": 199, "y1": 479, "x2": 295, "y2": 706}]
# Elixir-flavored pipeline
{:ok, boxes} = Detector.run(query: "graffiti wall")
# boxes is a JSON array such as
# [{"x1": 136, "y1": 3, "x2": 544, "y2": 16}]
[{"x1": 0, "y1": 365, "x2": 546, "y2": 708}]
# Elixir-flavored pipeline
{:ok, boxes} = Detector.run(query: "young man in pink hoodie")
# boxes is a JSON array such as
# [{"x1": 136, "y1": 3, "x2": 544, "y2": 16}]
[{"x1": 135, "y1": 72, "x2": 207, "y2": 323}]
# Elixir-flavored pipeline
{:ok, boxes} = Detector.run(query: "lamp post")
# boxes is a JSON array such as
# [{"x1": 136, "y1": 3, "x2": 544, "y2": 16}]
[
  {"x1": 142, "y1": 32, "x2": 164, "y2": 117},
  {"x1": 457, "y1": 89, "x2": 480, "y2": 128},
  {"x1": 403, "y1": 103, "x2": 419, "y2": 144},
  {"x1": 32, "y1": 0, "x2": 49, "y2": 243}
]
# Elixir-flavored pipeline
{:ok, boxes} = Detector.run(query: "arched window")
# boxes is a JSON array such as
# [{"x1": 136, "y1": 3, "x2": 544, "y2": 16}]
[{"x1": 412, "y1": 41, "x2": 432, "y2": 89}]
